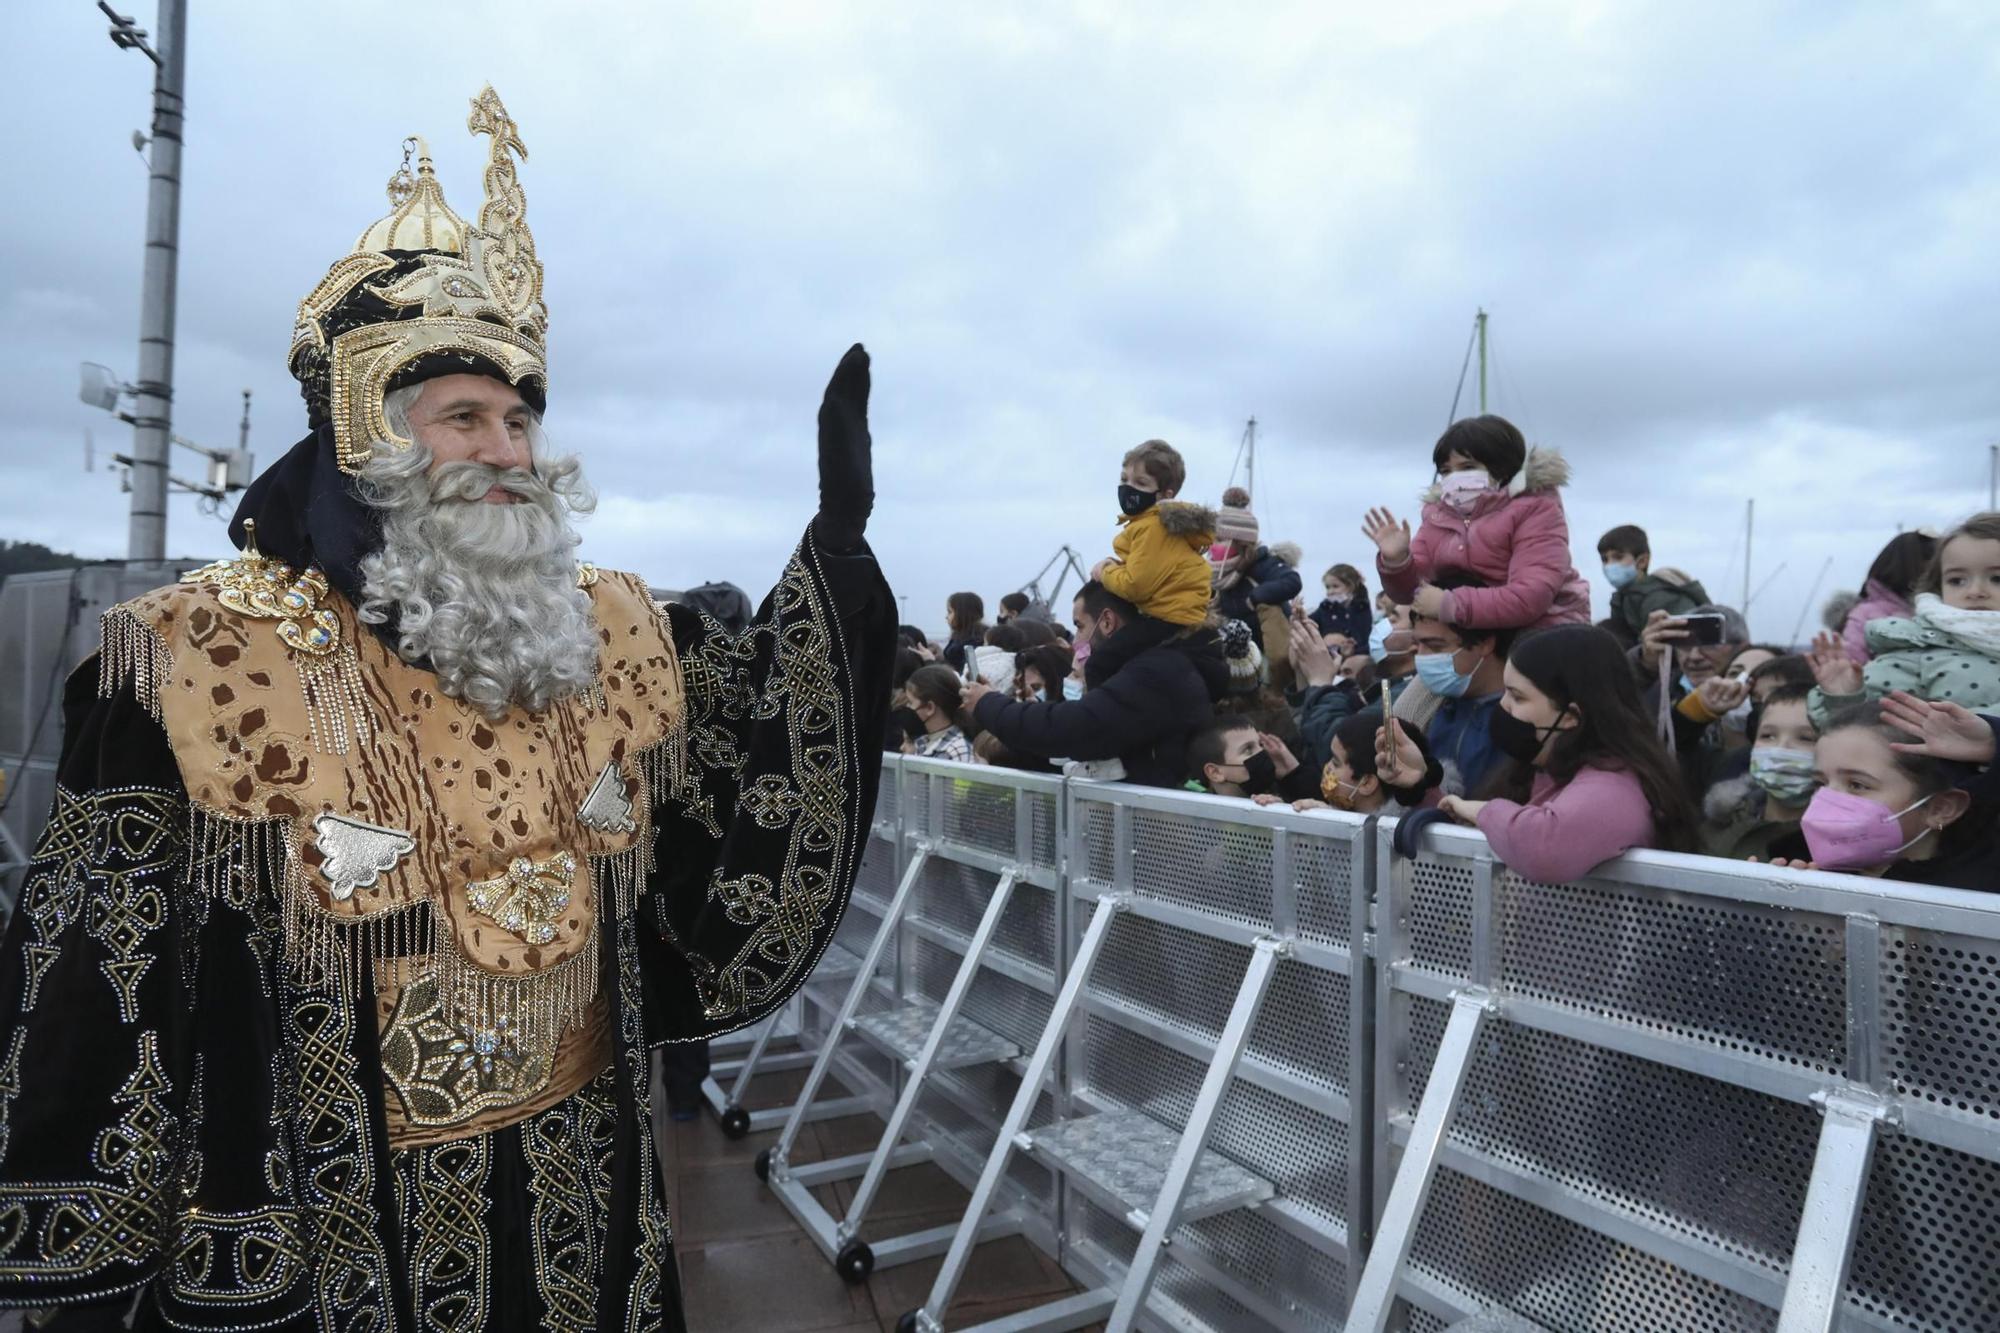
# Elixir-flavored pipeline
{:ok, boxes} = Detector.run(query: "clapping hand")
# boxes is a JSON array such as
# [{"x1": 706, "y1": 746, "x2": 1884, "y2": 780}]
[
  {"x1": 1808, "y1": 631, "x2": 1863, "y2": 697},
  {"x1": 1361, "y1": 507, "x2": 1412, "y2": 565},
  {"x1": 1882, "y1": 690, "x2": 1998, "y2": 764},
  {"x1": 1287, "y1": 612, "x2": 1338, "y2": 687}
]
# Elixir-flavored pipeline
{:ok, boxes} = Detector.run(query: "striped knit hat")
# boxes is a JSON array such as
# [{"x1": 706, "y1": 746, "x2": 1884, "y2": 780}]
[{"x1": 1215, "y1": 487, "x2": 1259, "y2": 545}]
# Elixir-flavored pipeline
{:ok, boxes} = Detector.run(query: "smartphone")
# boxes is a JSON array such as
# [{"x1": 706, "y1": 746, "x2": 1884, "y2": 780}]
[{"x1": 1681, "y1": 612, "x2": 1726, "y2": 646}]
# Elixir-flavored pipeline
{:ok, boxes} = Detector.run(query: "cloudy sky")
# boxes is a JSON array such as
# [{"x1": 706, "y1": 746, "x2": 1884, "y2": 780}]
[{"x1": 5, "y1": 1, "x2": 1998, "y2": 643}]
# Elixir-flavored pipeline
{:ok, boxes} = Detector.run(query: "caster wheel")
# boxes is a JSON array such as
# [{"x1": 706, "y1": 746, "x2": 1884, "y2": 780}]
[
  {"x1": 718, "y1": 1105, "x2": 751, "y2": 1139},
  {"x1": 896, "y1": 1313, "x2": 922, "y2": 1333},
  {"x1": 753, "y1": 1148, "x2": 772, "y2": 1183},
  {"x1": 836, "y1": 1239, "x2": 875, "y2": 1284}
]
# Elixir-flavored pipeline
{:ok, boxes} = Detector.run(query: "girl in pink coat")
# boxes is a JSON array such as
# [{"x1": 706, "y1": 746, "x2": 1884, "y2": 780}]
[{"x1": 1363, "y1": 415, "x2": 1591, "y2": 631}]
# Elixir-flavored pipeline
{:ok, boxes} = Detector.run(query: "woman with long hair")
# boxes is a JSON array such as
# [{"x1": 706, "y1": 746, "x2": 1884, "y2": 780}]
[
  {"x1": 902, "y1": 664, "x2": 979, "y2": 763},
  {"x1": 1439, "y1": 624, "x2": 1698, "y2": 880},
  {"x1": 942, "y1": 591, "x2": 989, "y2": 672}
]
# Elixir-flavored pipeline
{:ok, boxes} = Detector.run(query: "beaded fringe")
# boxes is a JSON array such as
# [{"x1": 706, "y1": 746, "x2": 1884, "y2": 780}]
[
  {"x1": 299, "y1": 650, "x2": 371, "y2": 757},
  {"x1": 100, "y1": 608, "x2": 172, "y2": 722},
  {"x1": 635, "y1": 726, "x2": 693, "y2": 809},
  {"x1": 593, "y1": 827, "x2": 658, "y2": 923},
  {"x1": 186, "y1": 806, "x2": 292, "y2": 909},
  {"x1": 189, "y1": 803, "x2": 618, "y2": 1049},
  {"x1": 429, "y1": 897, "x2": 600, "y2": 1054}
]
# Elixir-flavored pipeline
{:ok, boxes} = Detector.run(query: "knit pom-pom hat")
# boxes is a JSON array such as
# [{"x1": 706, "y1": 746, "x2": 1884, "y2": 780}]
[{"x1": 1215, "y1": 486, "x2": 1259, "y2": 545}]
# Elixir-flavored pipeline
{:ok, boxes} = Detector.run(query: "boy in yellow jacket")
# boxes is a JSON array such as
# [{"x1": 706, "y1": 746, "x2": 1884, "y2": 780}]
[{"x1": 1087, "y1": 439, "x2": 1219, "y2": 687}]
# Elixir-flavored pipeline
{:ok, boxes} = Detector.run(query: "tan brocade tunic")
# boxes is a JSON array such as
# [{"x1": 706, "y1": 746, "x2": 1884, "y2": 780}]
[{"x1": 112, "y1": 562, "x2": 684, "y2": 1147}]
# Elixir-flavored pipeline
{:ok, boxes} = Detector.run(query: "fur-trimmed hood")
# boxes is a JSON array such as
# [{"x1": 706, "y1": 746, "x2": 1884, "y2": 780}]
[
  {"x1": 1269, "y1": 540, "x2": 1303, "y2": 570},
  {"x1": 1152, "y1": 499, "x2": 1218, "y2": 538},
  {"x1": 1420, "y1": 445, "x2": 1571, "y2": 505},
  {"x1": 1703, "y1": 773, "x2": 1764, "y2": 828}
]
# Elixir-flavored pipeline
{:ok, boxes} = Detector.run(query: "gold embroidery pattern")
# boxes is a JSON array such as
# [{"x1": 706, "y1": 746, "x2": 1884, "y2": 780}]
[
  {"x1": 392, "y1": 1134, "x2": 492, "y2": 1332},
  {"x1": 613, "y1": 915, "x2": 670, "y2": 1330},
  {"x1": 17, "y1": 784, "x2": 181, "y2": 1019},
  {"x1": 0, "y1": 1031, "x2": 176, "y2": 1288},
  {"x1": 670, "y1": 548, "x2": 855, "y2": 1025},
  {"x1": 285, "y1": 991, "x2": 395, "y2": 1333},
  {"x1": 164, "y1": 1205, "x2": 309, "y2": 1317},
  {"x1": 177, "y1": 522, "x2": 372, "y2": 755},
  {"x1": 465, "y1": 851, "x2": 577, "y2": 945},
  {"x1": 380, "y1": 970, "x2": 556, "y2": 1129},
  {"x1": 522, "y1": 1067, "x2": 618, "y2": 1333},
  {"x1": 0, "y1": 1031, "x2": 22, "y2": 1165}
]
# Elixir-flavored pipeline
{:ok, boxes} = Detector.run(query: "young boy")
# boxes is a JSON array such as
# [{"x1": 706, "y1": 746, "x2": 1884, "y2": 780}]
[
  {"x1": 1599, "y1": 523, "x2": 1711, "y2": 644},
  {"x1": 1184, "y1": 715, "x2": 1319, "y2": 802},
  {"x1": 1087, "y1": 439, "x2": 1217, "y2": 687}
]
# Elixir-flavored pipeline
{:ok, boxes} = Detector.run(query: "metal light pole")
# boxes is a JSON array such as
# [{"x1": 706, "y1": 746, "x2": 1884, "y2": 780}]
[{"x1": 103, "y1": 0, "x2": 186, "y2": 564}]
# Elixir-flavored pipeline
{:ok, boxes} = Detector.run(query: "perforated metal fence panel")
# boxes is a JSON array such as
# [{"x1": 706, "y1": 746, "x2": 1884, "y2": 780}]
[
  {"x1": 851, "y1": 757, "x2": 2000, "y2": 1333},
  {"x1": 1063, "y1": 781, "x2": 1372, "y2": 1332},
  {"x1": 1371, "y1": 818, "x2": 2000, "y2": 1333}
]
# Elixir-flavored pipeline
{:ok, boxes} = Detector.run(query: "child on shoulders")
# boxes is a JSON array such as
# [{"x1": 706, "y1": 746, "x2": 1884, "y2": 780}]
[
  {"x1": 1088, "y1": 439, "x2": 1217, "y2": 688},
  {"x1": 1362, "y1": 415, "x2": 1591, "y2": 633},
  {"x1": 1808, "y1": 513, "x2": 2000, "y2": 728}
]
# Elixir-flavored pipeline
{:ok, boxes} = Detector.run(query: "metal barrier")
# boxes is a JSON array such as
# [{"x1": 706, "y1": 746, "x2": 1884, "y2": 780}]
[
  {"x1": 767, "y1": 755, "x2": 2000, "y2": 1333},
  {"x1": 1353, "y1": 819, "x2": 2000, "y2": 1333}
]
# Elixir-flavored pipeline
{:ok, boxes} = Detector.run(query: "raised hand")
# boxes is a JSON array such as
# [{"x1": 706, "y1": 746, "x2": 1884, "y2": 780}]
[
  {"x1": 1882, "y1": 690, "x2": 1998, "y2": 764},
  {"x1": 814, "y1": 343, "x2": 873, "y2": 551},
  {"x1": 1361, "y1": 507, "x2": 1412, "y2": 565},
  {"x1": 1288, "y1": 614, "x2": 1338, "y2": 687},
  {"x1": 1808, "y1": 630, "x2": 1863, "y2": 697},
  {"x1": 1258, "y1": 733, "x2": 1301, "y2": 778}
]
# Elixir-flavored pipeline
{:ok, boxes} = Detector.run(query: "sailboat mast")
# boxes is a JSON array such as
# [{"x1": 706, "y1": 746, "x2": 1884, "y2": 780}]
[
  {"x1": 1743, "y1": 499, "x2": 1755, "y2": 618},
  {"x1": 1476, "y1": 308, "x2": 1488, "y2": 414}
]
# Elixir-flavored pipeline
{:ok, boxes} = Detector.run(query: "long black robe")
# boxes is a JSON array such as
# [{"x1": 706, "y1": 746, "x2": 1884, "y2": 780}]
[{"x1": 0, "y1": 531, "x2": 893, "y2": 1331}]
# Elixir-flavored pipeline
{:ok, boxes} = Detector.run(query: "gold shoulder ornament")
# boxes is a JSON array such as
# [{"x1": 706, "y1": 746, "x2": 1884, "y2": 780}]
[{"x1": 178, "y1": 519, "x2": 372, "y2": 755}]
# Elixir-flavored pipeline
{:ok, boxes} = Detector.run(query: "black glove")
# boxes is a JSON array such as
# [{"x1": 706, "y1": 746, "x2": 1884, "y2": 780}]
[{"x1": 813, "y1": 342, "x2": 874, "y2": 552}]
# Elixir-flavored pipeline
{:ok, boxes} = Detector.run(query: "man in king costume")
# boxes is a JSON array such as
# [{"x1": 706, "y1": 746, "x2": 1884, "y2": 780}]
[{"x1": 0, "y1": 86, "x2": 892, "y2": 1331}]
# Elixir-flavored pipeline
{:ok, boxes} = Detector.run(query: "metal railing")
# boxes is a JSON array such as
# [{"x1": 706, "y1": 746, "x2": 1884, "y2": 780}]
[{"x1": 767, "y1": 754, "x2": 2000, "y2": 1333}]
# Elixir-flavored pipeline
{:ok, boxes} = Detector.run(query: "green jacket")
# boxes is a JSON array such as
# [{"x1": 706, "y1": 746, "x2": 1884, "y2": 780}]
[
  {"x1": 1809, "y1": 602, "x2": 2000, "y2": 729},
  {"x1": 1609, "y1": 570, "x2": 1711, "y2": 639}
]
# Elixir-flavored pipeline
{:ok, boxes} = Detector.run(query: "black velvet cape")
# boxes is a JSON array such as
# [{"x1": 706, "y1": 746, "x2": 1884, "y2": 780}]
[{"x1": 0, "y1": 527, "x2": 893, "y2": 1332}]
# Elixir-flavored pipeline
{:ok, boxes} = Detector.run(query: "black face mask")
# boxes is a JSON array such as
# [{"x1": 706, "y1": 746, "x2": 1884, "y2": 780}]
[
  {"x1": 1117, "y1": 483, "x2": 1158, "y2": 517},
  {"x1": 1224, "y1": 750, "x2": 1280, "y2": 795},
  {"x1": 1488, "y1": 706, "x2": 1567, "y2": 765}
]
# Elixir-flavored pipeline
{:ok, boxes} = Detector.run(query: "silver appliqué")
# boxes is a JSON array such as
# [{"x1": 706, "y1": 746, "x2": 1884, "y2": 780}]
[
  {"x1": 577, "y1": 761, "x2": 636, "y2": 834},
  {"x1": 313, "y1": 812, "x2": 417, "y2": 901}
]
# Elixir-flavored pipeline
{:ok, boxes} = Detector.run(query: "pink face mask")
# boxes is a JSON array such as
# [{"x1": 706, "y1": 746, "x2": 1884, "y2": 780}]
[
  {"x1": 1439, "y1": 469, "x2": 1493, "y2": 514},
  {"x1": 1208, "y1": 542, "x2": 1236, "y2": 564},
  {"x1": 1800, "y1": 787, "x2": 1933, "y2": 870}
]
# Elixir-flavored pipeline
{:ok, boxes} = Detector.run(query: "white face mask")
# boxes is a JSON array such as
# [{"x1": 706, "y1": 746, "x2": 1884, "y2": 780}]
[{"x1": 1439, "y1": 468, "x2": 1493, "y2": 514}]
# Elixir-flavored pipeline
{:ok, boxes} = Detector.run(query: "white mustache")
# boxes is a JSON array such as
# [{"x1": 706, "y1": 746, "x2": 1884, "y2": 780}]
[{"x1": 428, "y1": 461, "x2": 544, "y2": 504}]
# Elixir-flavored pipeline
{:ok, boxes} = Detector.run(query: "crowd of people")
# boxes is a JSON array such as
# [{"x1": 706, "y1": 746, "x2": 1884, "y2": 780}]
[{"x1": 886, "y1": 419, "x2": 2000, "y2": 891}]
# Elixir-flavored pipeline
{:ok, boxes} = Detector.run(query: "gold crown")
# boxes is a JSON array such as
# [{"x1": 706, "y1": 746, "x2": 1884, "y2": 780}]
[{"x1": 289, "y1": 85, "x2": 549, "y2": 474}]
